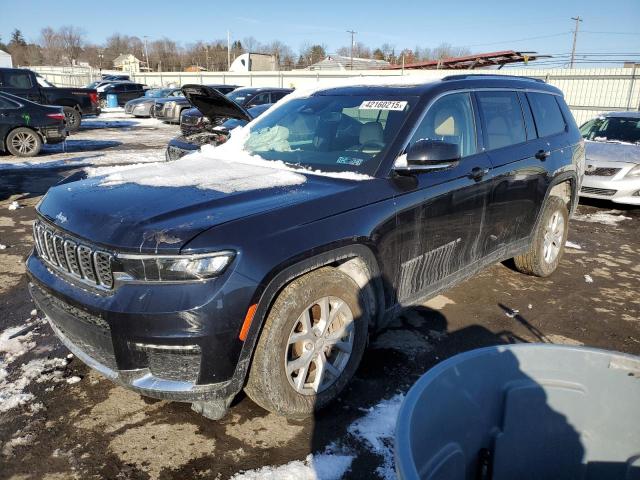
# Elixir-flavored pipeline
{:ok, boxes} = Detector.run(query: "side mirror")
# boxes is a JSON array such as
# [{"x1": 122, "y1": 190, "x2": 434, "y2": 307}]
[{"x1": 395, "y1": 140, "x2": 460, "y2": 174}]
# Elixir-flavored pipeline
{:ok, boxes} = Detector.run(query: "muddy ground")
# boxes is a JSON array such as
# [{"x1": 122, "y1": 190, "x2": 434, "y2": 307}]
[{"x1": 0, "y1": 117, "x2": 638, "y2": 479}]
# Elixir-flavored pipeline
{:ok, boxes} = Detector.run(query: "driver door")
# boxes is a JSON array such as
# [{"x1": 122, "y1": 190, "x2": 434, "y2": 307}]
[{"x1": 389, "y1": 92, "x2": 493, "y2": 305}]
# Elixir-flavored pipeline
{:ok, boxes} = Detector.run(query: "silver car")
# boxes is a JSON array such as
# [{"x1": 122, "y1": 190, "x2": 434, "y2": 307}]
[
  {"x1": 579, "y1": 111, "x2": 640, "y2": 205},
  {"x1": 124, "y1": 88, "x2": 182, "y2": 117}
]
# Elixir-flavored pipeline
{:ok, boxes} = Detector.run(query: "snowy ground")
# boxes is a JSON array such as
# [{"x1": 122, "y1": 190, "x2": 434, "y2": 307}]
[
  {"x1": 0, "y1": 111, "x2": 177, "y2": 172},
  {"x1": 0, "y1": 118, "x2": 639, "y2": 479}
]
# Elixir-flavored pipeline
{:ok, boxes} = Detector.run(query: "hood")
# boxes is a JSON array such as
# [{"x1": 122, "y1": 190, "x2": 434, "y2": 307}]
[
  {"x1": 125, "y1": 97, "x2": 154, "y2": 106},
  {"x1": 37, "y1": 161, "x2": 370, "y2": 254},
  {"x1": 585, "y1": 140, "x2": 640, "y2": 165},
  {"x1": 182, "y1": 84, "x2": 251, "y2": 123}
]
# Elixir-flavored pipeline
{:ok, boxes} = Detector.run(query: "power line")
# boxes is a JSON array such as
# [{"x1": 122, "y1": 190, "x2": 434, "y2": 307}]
[{"x1": 467, "y1": 32, "x2": 570, "y2": 48}]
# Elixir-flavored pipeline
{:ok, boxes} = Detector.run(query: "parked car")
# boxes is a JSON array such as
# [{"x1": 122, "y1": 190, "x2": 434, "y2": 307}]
[
  {"x1": 154, "y1": 84, "x2": 238, "y2": 123},
  {"x1": 102, "y1": 74, "x2": 130, "y2": 81},
  {"x1": 579, "y1": 111, "x2": 640, "y2": 205},
  {"x1": 166, "y1": 100, "x2": 272, "y2": 161},
  {"x1": 27, "y1": 75, "x2": 584, "y2": 421},
  {"x1": 0, "y1": 68, "x2": 99, "y2": 131},
  {"x1": 0, "y1": 91, "x2": 67, "y2": 157},
  {"x1": 97, "y1": 82, "x2": 148, "y2": 107},
  {"x1": 86, "y1": 79, "x2": 133, "y2": 90},
  {"x1": 180, "y1": 86, "x2": 292, "y2": 135},
  {"x1": 124, "y1": 88, "x2": 182, "y2": 117}
]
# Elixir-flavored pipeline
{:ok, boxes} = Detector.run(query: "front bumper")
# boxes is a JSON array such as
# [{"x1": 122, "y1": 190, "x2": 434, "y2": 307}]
[
  {"x1": 155, "y1": 104, "x2": 181, "y2": 122},
  {"x1": 580, "y1": 165, "x2": 640, "y2": 205},
  {"x1": 125, "y1": 102, "x2": 152, "y2": 117},
  {"x1": 27, "y1": 250, "x2": 256, "y2": 402}
]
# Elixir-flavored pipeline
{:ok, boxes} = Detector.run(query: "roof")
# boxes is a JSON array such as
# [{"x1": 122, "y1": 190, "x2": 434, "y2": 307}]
[
  {"x1": 599, "y1": 111, "x2": 640, "y2": 119},
  {"x1": 0, "y1": 50, "x2": 10, "y2": 57},
  {"x1": 113, "y1": 54, "x2": 141, "y2": 65},
  {"x1": 309, "y1": 55, "x2": 390, "y2": 71},
  {"x1": 387, "y1": 50, "x2": 550, "y2": 70},
  {"x1": 314, "y1": 75, "x2": 561, "y2": 97},
  {"x1": 231, "y1": 87, "x2": 293, "y2": 93}
]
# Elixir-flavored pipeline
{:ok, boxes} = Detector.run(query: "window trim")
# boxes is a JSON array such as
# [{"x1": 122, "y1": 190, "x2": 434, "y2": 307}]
[{"x1": 474, "y1": 89, "x2": 529, "y2": 153}]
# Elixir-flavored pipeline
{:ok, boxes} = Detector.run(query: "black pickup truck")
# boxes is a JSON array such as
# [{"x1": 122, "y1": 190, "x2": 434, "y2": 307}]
[{"x1": 0, "y1": 68, "x2": 100, "y2": 131}]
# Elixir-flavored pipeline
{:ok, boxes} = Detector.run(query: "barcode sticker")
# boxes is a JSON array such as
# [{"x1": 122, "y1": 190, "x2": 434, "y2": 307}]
[{"x1": 359, "y1": 100, "x2": 408, "y2": 111}]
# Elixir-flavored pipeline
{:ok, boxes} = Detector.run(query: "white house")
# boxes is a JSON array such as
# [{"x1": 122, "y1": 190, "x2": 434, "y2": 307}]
[
  {"x1": 113, "y1": 53, "x2": 142, "y2": 74},
  {"x1": 0, "y1": 49, "x2": 13, "y2": 68}
]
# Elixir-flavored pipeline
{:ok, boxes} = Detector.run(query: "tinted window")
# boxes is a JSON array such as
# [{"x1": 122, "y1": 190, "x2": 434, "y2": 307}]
[
  {"x1": 409, "y1": 92, "x2": 477, "y2": 157},
  {"x1": 249, "y1": 92, "x2": 271, "y2": 106},
  {"x1": 0, "y1": 97, "x2": 17, "y2": 108},
  {"x1": 527, "y1": 92, "x2": 566, "y2": 137},
  {"x1": 4, "y1": 71, "x2": 33, "y2": 89},
  {"x1": 477, "y1": 91, "x2": 526, "y2": 150},
  {"x1": 271, "y1": 91, "x2": 290, "y2": 102}
]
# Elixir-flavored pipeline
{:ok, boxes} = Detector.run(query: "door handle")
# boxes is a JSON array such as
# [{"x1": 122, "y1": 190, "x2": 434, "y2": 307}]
[
  {"x1": 469, "y1": 167, "x2": 489, "y2": 181},
  {"x1": 535, "y1": 150, "x2": 551, "y2": 160}
]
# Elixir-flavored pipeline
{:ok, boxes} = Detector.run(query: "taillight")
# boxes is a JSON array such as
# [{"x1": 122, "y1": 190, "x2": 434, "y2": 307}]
[
  {"x1": 47, "y1": 113, "x2": 65, "y2": 121},
  {"x1": 89, "y1": 92, "x2": 98, "y2": 104}
]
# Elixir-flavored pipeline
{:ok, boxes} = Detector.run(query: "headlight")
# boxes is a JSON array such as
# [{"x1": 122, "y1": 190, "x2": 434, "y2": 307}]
[
  {"x1": 626, "y1": 164, "x2": 640, "y2": 177},
  {"x1": 113, "y1": 251, "x2": 234, "y2": 282}
]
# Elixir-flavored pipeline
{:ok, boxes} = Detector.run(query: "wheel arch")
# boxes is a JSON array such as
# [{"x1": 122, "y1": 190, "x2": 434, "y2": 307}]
[
  {"x1": 4, "y1": 125, "x2": 44, "y2": 151},
  {"x1": 232, "y1": 242, "x2": 385, "y2": 389},
  {"x1": 535, "y1": 172, "x2": 578, "y2": 232}
]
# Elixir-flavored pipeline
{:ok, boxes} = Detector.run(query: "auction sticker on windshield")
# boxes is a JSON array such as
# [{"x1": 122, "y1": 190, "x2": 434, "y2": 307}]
[{"x1": 359, "y1": 100, "x2": 408, "y2": 111}]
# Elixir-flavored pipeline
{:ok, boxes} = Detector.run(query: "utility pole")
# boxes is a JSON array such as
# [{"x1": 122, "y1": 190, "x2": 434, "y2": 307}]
[
  {"x1": 143, "y1": 35, "x2": 150, "y2": 72},
  {"x1": 227, "y1": 30, "x2": 231, "y2": 71},
  {"x1": 347, "y1": 30, "x2": 356, "y2": 70},
  {"x1": 570, "y1": 16, "x2": 582, "y2": 69}
]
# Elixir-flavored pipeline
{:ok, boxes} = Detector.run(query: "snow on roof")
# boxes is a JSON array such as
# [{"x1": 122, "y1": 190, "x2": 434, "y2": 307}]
[{"x1": 0, "y1": 49, "x2": 11, "y2": 57}]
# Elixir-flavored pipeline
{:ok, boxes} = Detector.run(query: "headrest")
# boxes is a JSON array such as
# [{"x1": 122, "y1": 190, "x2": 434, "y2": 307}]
[{"x1": 360, "y1": 121, "x2": 384, "y2": 144}]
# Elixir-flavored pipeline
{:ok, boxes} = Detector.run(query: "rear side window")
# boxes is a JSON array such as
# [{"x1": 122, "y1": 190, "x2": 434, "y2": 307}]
[
  {"x1": 527, "y1": 92, "x2": 566, "y2": 137},
  {"x1": 3, "y1": 71, "x2": 33, "y2": 89},
  {"x1": 476, "y1": 91, "x2": 526, "y2": 150}
]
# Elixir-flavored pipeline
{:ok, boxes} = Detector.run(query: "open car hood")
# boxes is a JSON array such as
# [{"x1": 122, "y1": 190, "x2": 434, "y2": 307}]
[{"x1": 182, "y1": 84, "x2": 251, "y2": 123}]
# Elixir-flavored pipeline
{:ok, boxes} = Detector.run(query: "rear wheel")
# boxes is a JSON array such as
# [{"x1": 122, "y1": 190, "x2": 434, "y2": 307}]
[
  {"x1": 514, "y1": 196, "x2": 569, "y2": 277},
  {"x1": 6, "y1": 128, "x2": 42, "y2": 157},
  {"x1": 245, "y1": 267, "x2": 369, "y2": 418},
  {"x1": 63, "y1": 107, "x2": 81, "y2": 132}
]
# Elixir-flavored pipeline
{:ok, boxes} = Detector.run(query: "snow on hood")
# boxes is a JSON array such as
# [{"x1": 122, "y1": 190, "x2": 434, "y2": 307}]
[{"x1": 585, "y1": 140, "x2": 640, "y2": 165}]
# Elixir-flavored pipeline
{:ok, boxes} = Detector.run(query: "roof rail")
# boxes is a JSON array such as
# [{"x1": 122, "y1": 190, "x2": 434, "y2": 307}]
[{"x1": 441, "y1": 74, "x2": 546, "y2": 83}]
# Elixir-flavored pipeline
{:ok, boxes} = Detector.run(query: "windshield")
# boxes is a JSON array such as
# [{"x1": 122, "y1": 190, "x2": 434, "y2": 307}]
[
  {"x1": 241, "y1": 94, "x2": 417, "y2": 175},
  {"x1": 580, "y1": 116, "x2": 640, "y2": 144},
  {"x1": 146, "y1": 88, "x2": 173, "y2": 98},
  {"x1": 226, "y1": 90, "x2": 253, "y2": 105}
]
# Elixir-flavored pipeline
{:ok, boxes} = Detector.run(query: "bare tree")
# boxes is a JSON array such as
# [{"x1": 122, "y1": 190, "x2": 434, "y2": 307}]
[
  {"x1": 58, "y1": 25, "x2": 84, "y2": 65},
  {"x1": 40, "y1": 27, "x2": 63, "y2": 64}
]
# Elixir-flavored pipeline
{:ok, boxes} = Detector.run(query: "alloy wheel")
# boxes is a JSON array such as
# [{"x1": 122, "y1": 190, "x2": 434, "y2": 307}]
[
  {"x1": 543, "y1": 210, "x2": 565, "y2": 263},
  {"x1": 11, "y1": 131, "x2": 38, "y2": 155},
  {"x1": 285, "y1": 296, "x2": 355, "y2": 395}
]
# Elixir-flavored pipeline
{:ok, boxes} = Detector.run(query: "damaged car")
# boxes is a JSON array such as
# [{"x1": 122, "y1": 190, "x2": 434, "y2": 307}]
[
  {"x1": 166, "y1": 84, "x2": 272, "y2": 161},
  {"x1": 153, "y1": 83, "x2": 238, "y2": 123},
  {"x1": 579, "y1": 111, "x2": 640, "y2": 205},
  {"x1": 27, "y1": 75, "x2": 584, "y2": 420}
]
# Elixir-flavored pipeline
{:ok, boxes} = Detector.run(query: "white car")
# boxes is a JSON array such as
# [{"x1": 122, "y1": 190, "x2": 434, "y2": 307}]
[{"x1": 579, "y1": 111, "x2": 640, "y2": 205}]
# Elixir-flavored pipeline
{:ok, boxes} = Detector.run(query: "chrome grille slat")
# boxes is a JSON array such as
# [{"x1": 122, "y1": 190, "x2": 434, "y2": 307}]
[{"x1": 33, "y1": 220, "x2": 114, "y2": 290}]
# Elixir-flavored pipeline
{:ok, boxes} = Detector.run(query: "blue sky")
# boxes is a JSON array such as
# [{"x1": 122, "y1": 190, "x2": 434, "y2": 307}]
[{"x1": 1, "y1": 0, "x2": 638, "y2": 65}]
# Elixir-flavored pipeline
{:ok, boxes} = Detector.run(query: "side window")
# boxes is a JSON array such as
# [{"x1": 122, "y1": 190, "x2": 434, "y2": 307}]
[
  {"x1": 527, "y1": 92, "x2": 566, "y2": 137},
  {"x1": 271, "y1": 91, "x2": 289, "y2": 102},
  {"x1": 5, "y1": 71, "x2": 33, "y2": 89},
  {"x1": 409, "y1": 92, "x2": 477, "y2": 157},
  {"x1": 476, "y1": 91, "x2": 526, "y2": 150},
  {"x1": 249, "y1": 92, "x2": 271, "y2": 106}
]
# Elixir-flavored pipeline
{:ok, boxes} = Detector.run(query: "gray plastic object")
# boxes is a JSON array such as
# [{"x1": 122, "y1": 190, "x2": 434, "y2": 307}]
[{"x1": 395, "y1": 344, "x2": 640, "y2": 480}]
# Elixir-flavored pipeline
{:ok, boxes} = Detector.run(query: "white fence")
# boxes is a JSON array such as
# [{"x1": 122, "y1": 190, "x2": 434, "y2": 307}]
[{"x1": 31, "y1": 66, "x2": 640, "y2": 125}]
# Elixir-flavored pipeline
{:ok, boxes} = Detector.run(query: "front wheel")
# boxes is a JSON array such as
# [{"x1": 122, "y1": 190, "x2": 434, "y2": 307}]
[
  {"x1": 245, "y1": 267, "x2": 369, "y2": 418},
  {"x1": 63, "y1": 107, "x2": 81, "y2": 132},
  {"x1": 514, "y1": 196, "x2": 569, "y2": 277},
  {"x1": 6, "y1": 128, "x2": 42, "y2": 157}
]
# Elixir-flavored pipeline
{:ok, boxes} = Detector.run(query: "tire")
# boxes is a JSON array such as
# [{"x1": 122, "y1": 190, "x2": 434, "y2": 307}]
[
  {"x1": 63, "y1": 107, "x2": 81, "y2": 132},
  {"x1": 514, "y1": 196, "x2": 569, "y2": 277},
  {"x1": 245, "y1": 267, "x2": 369, "y2": 418},
  {"x1": 6, "y1": 128, "x2": 42, "y2": 157}
]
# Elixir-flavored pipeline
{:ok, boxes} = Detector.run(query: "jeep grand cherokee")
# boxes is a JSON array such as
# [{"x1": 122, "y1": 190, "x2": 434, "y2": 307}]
[{"x1": 27, "y1": 75, "x2": 584, "y2": 420}]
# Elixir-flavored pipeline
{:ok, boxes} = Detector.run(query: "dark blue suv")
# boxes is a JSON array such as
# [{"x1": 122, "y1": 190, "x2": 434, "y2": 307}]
[{"x1": 27, "y1": 75, "x2": 584, "y2": 419}]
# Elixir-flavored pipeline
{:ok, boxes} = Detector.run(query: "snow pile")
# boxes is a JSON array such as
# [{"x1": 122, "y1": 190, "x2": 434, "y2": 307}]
[
  {"x1": 232, "y1": 452, "x2": 354, "y2": 480},
  {"x1": 573, "y1": 210, "x2": 632, "y2": 226},
  {"x1": 8, "y1": 201, "x2": 21, "y2": 211},
  {"x1": 347, "y1": 394, "x2": 405, "y2": 479},
  {"x1": 233, "y1": 393, "x2": 405, "y2": 480},
  {"x1": 565, "y1": 241, "x2": 582, "y2": 249},
  {"x1": 0, "y1": 324, "x2": 37, "y2": 364},
  {"x1": 0, "y1": 244, "x2": 7, "y2": 250},
  {"x1": 584, "y1": 274, "x2": 594, "y2": 283},
  {"x1": 0, "y1": 357, "x2": 68, "y2": 413}
]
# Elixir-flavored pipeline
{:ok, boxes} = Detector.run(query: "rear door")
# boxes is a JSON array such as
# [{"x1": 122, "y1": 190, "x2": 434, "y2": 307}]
[
  {"x1": 390, "y1": 91, "x2": 493, "y2": 305},
  {"x1": 475, "y1": 90, "x2": 545, "y2": 256},
  {"x1": 0, "y1": 95, "x2": 22, "y2": 144}
]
